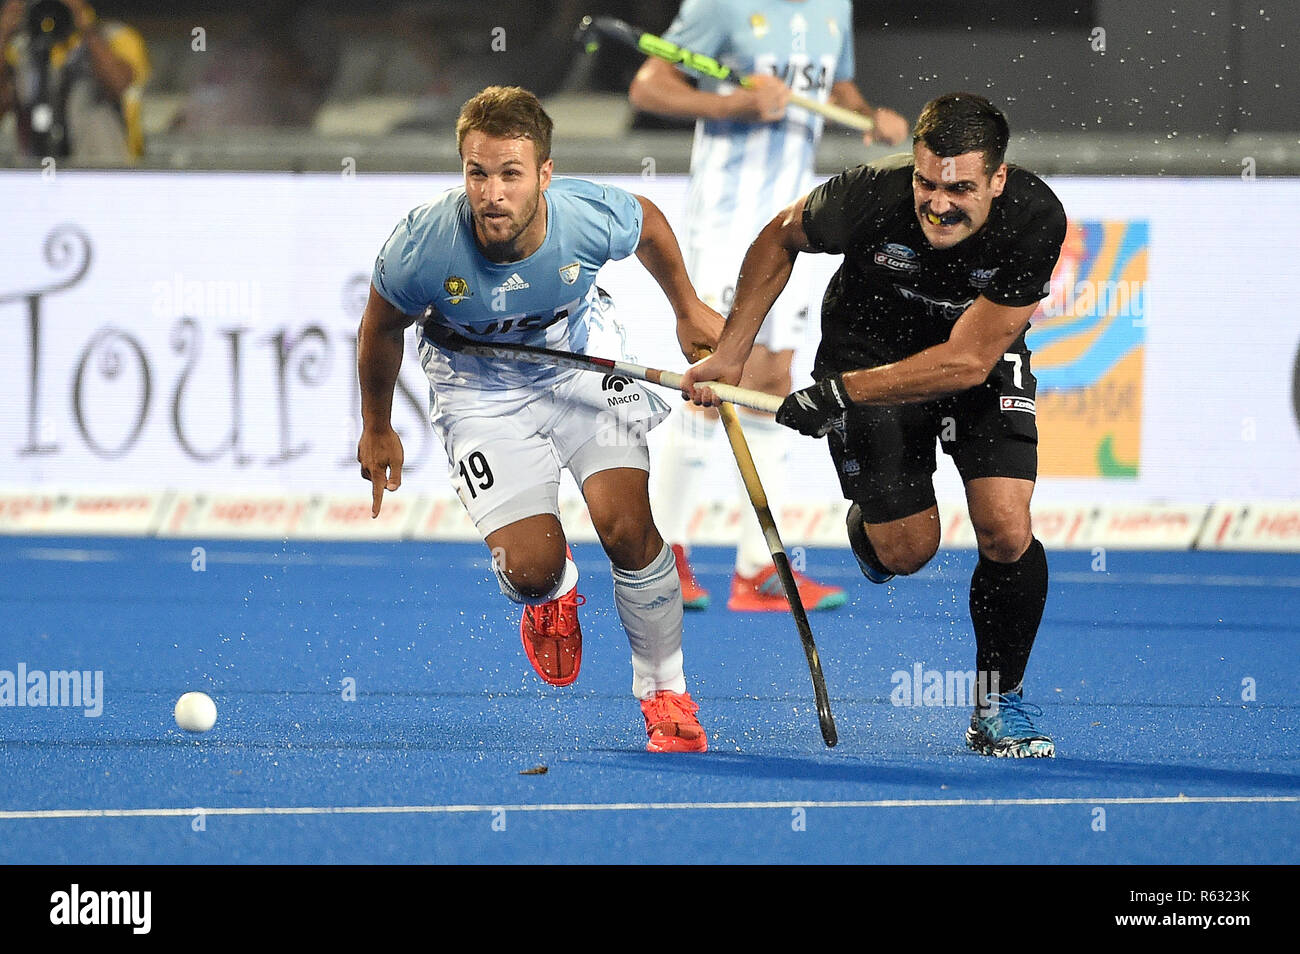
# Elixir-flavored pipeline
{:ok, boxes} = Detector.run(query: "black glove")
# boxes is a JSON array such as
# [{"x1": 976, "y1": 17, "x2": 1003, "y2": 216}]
[{"x1": 776, "y1": 375, "x2": 852, "y2": 438}]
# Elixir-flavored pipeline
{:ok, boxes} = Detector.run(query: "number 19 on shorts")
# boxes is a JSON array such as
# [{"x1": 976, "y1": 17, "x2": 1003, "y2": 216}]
[{"x1": 457, "y1": 451, "x2": 495, "y2": 499}]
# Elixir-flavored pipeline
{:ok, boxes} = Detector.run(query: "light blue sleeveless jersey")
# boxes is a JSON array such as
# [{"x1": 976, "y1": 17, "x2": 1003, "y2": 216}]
[
  {"x1": 664, "y1": 0, "x2": 855, "y2": 249},
  {"x1": 373, "y1": 177, "x2": 643, "y2": 399}
]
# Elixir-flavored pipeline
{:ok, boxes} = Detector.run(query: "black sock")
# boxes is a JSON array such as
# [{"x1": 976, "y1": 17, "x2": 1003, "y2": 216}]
[{"x1": 970, "y1": 537, "x2": 1047, "y2": 706}]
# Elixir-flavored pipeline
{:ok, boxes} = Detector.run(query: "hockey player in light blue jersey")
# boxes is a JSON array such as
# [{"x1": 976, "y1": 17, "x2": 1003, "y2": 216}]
[
  {"x1": 630, "y1": 0, "x2": 909, "y2": 612},
  {"x1": 358, "y1": 87, "x2": 724, "y2": 752}
]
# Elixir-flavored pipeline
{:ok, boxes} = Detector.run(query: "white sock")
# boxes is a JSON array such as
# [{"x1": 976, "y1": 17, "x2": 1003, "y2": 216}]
[
  {"x1": 612, "y1": 543, "x2": 686, "y2": 699},
  {"x1": 652, "y1": 408, "x2": 718, "y2": 546},
  {"x1": 734, "y1": 412, "x2": 787, "y2": 577},
  {"x1": 493, "y1": 555, "x2": 578, "y2": 606}
]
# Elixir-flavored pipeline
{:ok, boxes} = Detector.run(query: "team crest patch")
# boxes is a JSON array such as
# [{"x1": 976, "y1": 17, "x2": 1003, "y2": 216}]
[
  {"x1": 749, "y1": 13, "x2": 769, "y2": 37},
  {"x1": 559, "y1": 262, "x2": 581, "y2": 285},
  {"x1": 827, "y1": 18, "x2": 840, "y2": 38},
  {"x1": 1000, "y1": 396, "x2": 1036, "y2": 414},
  {"x1": 443, "y1": 276, "x2": 471, "y2": 304}
]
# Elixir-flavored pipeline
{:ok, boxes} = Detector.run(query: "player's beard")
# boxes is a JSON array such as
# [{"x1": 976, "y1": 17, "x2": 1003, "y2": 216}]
[{"x1": 476, "y1": 186, "x2": 542, "y2": 260}]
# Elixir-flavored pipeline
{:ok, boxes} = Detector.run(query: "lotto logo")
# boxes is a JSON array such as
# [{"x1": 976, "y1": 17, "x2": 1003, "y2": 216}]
[
  {"x1": 1000, "y1": 396, "x2": 1036, "y2": 414},
  {"x1": 873, "y1": 250, "x2": 919, "y2": 272},
  {"x1": 602, "y1": 374, "x2": 633, "y2": 392}
]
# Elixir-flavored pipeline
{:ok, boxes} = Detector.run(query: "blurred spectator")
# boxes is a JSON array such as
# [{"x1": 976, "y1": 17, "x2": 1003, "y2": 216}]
[
  {"x1": 392, "y1": 0, "x2": 587, "y2": 133},
  {"x1": 168, "y1": 3, "x2": 335, "y2": 132},
  {"x1": 0, "y1": 0, "x2": 149, "y2": 164},
  {"x1": 384, "y1": 9, "x2": 486, "y2": 134}
]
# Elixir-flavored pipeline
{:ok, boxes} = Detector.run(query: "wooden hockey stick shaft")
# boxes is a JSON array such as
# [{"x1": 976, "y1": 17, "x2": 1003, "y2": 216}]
[{"x1": 692, "y1": 349, "x2": 837, "y2": 747}]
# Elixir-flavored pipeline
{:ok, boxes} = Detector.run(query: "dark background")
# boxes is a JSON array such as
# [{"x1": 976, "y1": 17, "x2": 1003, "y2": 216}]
[{"x1": 92, "y1": 0, "x2": 1296, "y2": 134}]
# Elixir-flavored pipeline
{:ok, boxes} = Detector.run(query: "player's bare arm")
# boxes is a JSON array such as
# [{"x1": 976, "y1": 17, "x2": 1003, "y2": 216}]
[
  {"x1": 629, "y1": 56, "x2": 789, "y2": 123},
  {"x1": 356, "y1": 284, "x2": 417, "y2": 516},
  {"x1": 680, "y1": 194, "x2": 815, "y2": 401},
  {"x1": 841, "y1": 297, "x2": 1039, "y2": 405},
  {"x1": 633, "y1": 195, "x2": 725, "y2": 359},
  {"x1": 828, "y1": 80, "x2": 910, "y2": 145},
  {"x1": 774, "y1": 295, "x2": 1039, "y2": 438}
]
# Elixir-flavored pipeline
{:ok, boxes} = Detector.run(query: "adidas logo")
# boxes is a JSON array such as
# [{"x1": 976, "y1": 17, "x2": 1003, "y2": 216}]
[{"x1": 497, "y1": 273, "x2": 530, "y2": 293}]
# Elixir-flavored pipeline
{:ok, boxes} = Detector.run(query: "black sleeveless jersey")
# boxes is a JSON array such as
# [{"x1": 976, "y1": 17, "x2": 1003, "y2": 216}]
[{"x1": 801, "y1": 153, "x2": 1067, "y2": 378}]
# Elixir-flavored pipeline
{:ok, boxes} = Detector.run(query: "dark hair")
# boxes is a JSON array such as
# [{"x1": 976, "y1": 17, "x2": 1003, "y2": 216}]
[
  {"x1": 912, "y1": 93, "x2": 1010, "y2": 176},
  {"x1": 456, "y1": 86, "x2": 554, "y2": 166}
]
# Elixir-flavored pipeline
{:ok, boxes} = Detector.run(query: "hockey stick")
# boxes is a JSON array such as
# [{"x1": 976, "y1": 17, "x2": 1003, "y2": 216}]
[
  {"x1": 434, "y1": 313, "x2": 838, "y2": 744},
  {"x1": 694, "y1": 351, "x2": 838, "y2": 747},
  {"x1": 576, "y1": 15, "x2": 874, "y2": 133},
  {"x1": 423, "y1": 322, "x2": 784, "y2": 415}
]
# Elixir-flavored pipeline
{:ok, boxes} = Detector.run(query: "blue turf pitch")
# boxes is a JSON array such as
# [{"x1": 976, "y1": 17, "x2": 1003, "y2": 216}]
[{"x1": 1, "y1": 536, "x2": 1296, "y2": 863}]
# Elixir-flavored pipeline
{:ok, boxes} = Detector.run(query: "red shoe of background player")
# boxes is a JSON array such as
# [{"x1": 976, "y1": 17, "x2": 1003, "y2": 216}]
[
  {"x1": 520, "y1": 586, "x2": 585, "y2": 686},
  {"x1": 640, "y1": 690, "x2": 708, "y2": 753},
  {"x1": 671, "y1": 543, "x2": 710, "y2": 610},
  {"x1": 726, "y1": 566, "x2": 847, "y2": 612}
]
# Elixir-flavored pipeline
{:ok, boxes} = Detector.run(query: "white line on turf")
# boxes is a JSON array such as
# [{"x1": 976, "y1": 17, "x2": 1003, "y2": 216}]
[
  {"x1": 17, "y1": 548, "x2": 121, "y2": 562},
  {"x1": 2, "y1": 794, "x2": 1297, "y2": 821},
  {"x1": 14, "y1": 548, "x2": 390, "y2": 567},
  {"x1": 199, "y1": 551, "x2": 389, "y2": 567}
]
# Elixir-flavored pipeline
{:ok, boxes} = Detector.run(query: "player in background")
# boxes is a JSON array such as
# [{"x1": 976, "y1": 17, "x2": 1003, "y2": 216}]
[
  {"x1": 629, "y1": 0, "x2": 909, "y2": 612},
  {"x1": 682, "y1": 93, "x2": 1067, "y2": 757},
  {"x1": 357, "y1": 87, "x2": 724, "y2": 752}
]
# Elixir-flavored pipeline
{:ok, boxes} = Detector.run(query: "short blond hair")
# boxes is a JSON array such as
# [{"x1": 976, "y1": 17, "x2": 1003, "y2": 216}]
[{"x1": 456, "y1": 86, "x2": 553, "y2": 166}]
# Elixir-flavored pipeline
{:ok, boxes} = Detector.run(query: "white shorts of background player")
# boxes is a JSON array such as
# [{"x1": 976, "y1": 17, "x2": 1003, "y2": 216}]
[{"x1": 685, "y1": 242, "x2": 815, "y2": 354}]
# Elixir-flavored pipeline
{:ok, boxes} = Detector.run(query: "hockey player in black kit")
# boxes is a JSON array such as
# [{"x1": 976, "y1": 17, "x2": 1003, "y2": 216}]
[{"x1": 682, "y1": 93, "x2": 1067, "y2": 757}]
